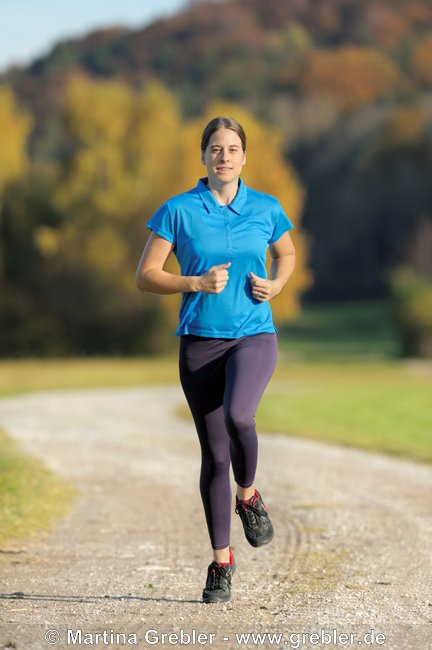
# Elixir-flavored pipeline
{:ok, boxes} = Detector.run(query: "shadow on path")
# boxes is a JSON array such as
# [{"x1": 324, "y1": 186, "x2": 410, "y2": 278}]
[{"x1": 0, "y1": 591, "x2": 201, "y2": 605}]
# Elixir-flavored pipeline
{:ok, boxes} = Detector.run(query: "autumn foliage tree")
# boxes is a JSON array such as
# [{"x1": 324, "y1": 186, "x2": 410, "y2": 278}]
[
  {"x1": 0, "y1": 86, "x2": 32, "y2": 195},
  {"x1": 44, "y1": 77, "x2": 184, "y2": 353},
  {"x1": 302, "y1": 46, "x2": 403, "y2": 111},
  {"x1": 0, "y1": 87, "x2": 35, "y2": 354}
]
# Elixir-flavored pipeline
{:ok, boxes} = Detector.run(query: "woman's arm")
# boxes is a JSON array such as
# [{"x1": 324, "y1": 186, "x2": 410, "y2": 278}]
[
  {"x1": 136, "y1": 232, "x2": 199, "y2": 294},
  {"x1": 249, "y1": 232, "x2": 296, "y2": 302},
  {"x1": 269, "y1": 231, "x2": 296, "y2": 293},
  {"x1": 136, "y1": 232, "x2": 231, "y2": 295}
]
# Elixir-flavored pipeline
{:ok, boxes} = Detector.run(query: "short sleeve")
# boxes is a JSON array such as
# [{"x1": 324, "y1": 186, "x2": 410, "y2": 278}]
[
  {"x1": 146, "y1": 202, "x2": 176, "y2": 245},
  {"x1": 269, "y1": 202, "x2": 294, "y2": 244}
]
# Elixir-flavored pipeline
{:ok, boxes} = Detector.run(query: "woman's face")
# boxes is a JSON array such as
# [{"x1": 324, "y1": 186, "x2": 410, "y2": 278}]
[{"x1": 202, "y1": 128, "x2": 246, "y2": 185}]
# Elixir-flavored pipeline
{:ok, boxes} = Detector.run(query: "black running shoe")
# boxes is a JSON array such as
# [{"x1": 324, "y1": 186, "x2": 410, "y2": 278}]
[
  {"x1": 202, "y1": 552, "x2": 236, "y2": 604},
  {"x1": 235, "y1": 489, "x2": 274, "y2": 547}
]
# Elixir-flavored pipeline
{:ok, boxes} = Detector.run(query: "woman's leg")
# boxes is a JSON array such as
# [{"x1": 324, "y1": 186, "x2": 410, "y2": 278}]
[
  {"x1": 178, "y1": 336, "x2": 233, "y2": 559},
  {"x1": 223, "y1": 333, "x2": 278, "y2": 490}
]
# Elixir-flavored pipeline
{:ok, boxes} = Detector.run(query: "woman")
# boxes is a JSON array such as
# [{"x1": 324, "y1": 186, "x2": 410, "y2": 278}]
[{"x1": 136, "y1": 116, "x2": 295, "y2": 603}]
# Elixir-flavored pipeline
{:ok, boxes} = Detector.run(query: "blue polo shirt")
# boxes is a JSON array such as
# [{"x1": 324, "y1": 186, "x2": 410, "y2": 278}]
[{"x1": 146, "y1": 177, "x2": 294, "y2": 338}]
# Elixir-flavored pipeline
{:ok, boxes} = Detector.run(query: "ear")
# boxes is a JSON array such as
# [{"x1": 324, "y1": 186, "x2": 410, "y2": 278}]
[{"x1": 242, "y1": 151, "x2": 247, "y2": 167}]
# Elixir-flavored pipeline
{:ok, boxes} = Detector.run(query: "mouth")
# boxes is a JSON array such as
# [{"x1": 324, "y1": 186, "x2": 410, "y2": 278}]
[{"x1": 215, "y1": 167, "x2": 232, "y2": 172}]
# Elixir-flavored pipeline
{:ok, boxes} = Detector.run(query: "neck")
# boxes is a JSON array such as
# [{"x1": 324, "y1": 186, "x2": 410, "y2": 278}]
[{"x1": 207, "y1": 177, "x2": 240, "y2": 206}]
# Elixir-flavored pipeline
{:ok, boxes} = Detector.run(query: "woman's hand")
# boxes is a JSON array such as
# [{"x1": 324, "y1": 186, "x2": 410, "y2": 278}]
[
  {"x1": 197, "y1": 262, "x2": 231, "y2": 294},
  {"x1": 249, "y1": 271, "x2": 282, "y2": 302}
]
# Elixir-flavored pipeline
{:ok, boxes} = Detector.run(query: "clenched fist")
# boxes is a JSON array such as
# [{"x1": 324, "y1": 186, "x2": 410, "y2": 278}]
[
  {"x1": 198, "y1": 262, "x2": 231, "y2": 294},
  {"x1": 249, "y1": 271, "x2": 281, "y2": 302}
]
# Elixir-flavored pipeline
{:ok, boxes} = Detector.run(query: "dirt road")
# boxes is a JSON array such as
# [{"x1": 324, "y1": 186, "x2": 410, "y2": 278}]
[{"x1": 0, "y1": 386, "x2": 431, "y2": 649}]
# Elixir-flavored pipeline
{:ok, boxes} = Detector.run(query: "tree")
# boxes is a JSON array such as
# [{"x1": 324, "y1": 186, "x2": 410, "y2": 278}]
[
  {"x1": 0, "y1": 86, "x2": 33, "y2": 355},
  {"x1": 45, "y1": 77, "x2": 184, "y2": 354},
  {"x1": 302, "y1": 46, "x2": 403, "y2": 111},
  {"x1": 389, "y1": 267, "x2": 432, "y2": 357},
  {"x1": 0, "y1": 86, "x2": 32, "y2": 195}
]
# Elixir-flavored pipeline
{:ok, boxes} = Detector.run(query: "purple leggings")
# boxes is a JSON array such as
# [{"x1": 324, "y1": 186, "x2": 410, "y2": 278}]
[{"x1": 179, "y1": 332, "x2": 278, "y2": 549}]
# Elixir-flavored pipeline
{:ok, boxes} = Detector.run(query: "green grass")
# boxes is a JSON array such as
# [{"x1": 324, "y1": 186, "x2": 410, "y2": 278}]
[
  {"x1": 278, "y1": 299, "x2": 399, "y2": 361},
  {"x1": 260, "y1": 360, "x2": 432, "y2": 464},
  {"x1": 0, "y1": 428, "x2": 76, "y2": 546},
  {"x1": 0, "y1": 356, "x2": 179, "y2": 397},
  {"x1": 267, "y1": 301, "x2": 431, "y2": 463}
]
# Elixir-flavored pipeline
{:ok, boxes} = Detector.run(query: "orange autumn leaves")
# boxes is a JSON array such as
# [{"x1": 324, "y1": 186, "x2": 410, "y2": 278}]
[{"x1": 302, "y1": 46, "x2": 402, "y2": 111}]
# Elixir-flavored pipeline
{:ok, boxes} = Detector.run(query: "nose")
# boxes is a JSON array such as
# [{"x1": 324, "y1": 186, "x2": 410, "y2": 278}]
[{"x1": 219, "y1": 148, "x2": 230, "y2": 162}]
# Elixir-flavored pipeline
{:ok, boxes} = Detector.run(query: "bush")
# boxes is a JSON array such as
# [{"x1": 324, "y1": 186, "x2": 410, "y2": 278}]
[{"x1": 388, "y1": 267, "x2": 432, "y2": 357}]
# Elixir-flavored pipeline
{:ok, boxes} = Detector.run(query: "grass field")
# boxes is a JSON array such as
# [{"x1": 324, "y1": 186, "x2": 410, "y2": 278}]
[
  {"x1": 269, "y1": 301, "x2": 431, "y2": 463},
  {"x1": 0, "y1": 301, "x2": 430, "y2": 546},
  {"x1": 0, "y1": 356, "x2": 179, "y2": 397},
  {"x1": 262, "y1": 360, "x2": 432, "y2": 463},
  {"x1": 0, "y1": 428, "x2": 76, "y2": 546},
  {"x1": 278, "y1": 299, "x2": 400, "y2": 361}
]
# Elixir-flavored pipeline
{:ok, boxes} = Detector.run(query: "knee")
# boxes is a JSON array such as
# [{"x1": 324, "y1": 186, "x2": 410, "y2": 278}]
[
  {"x1": 224, "y1": 408, "x2": 254, "y2": 436},
  {"x1": 202, "y1": 451, "x2": 230, "y2": 478}
]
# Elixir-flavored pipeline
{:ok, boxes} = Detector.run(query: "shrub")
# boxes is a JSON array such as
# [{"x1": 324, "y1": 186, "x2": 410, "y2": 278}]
[{"x1": 388, "y1": 267, "x2": 432, "y2": 357}]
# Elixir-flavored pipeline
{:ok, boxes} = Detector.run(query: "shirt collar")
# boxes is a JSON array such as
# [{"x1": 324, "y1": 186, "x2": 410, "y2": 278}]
[{"x1": 196, "y1": 177, "x2": 247, "y2": 215}]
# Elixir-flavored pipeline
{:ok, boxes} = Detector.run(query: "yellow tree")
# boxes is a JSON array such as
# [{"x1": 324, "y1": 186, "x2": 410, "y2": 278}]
[
  {"x1": 0, "y1": 86, "x2": 32, "y2": 195},
  {"x1": 0, "y1": 86, "x2": 32, "y2": 303},
  {"x1": 45, "y1": 77, "x2": 184, "y2": 346},
  {"x1": 56, "y1": 75, "x2": 135, "y2": 221},
  {"x1": 127, "y1": 82, "x2": 183, "y2": 212},
  {"x1": 53, "y1": 76, "x2": 182, "y2": 287}
]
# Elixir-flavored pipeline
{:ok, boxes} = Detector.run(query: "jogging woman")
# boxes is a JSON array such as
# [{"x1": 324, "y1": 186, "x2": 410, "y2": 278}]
[{"x1": 136, "y1": 116, "x2": 296, "y2": 603}]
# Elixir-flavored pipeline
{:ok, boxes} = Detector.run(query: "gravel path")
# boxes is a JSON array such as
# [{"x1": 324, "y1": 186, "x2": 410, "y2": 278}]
[{"x1": 0, "y1": 386, "x2": 431, "y2": 650}]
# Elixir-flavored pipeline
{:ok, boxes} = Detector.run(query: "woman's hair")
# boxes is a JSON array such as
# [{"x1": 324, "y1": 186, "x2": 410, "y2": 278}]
[{"x1": 201, "y1": 116, "x2": 247, "y2": 153}]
